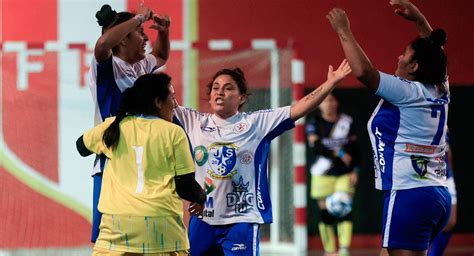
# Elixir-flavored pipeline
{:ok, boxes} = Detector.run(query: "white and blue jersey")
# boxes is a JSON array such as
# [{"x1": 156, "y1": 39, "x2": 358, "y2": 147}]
[
  {"x1": 367, "y1": 71, "x2": 450, "y2": 190},
  {"x1": 89, "y1": 54, "x2": 159, "y2": 126},
  {"x1": 174, "y1": 106, "x2": 295, "y2": 225},
  {"x1": 89, "y1": 54, "x2": 159, "y2": 175}
]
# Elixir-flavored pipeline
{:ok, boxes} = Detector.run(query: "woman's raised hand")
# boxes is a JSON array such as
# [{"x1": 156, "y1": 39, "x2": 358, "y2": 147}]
[
  {"x1": 326, "y1": 8, "x2": 350, "y2": 34},
  {"x1": 389, "y1": 0, "x2": 424, "y2": 22},
  {"x1": 327, "y1": 59, "x2": 352, "y2": 85},
  {"x1": 150, "y1": 15, "x2": 171, "y2": 32},
  {"x1": 137, "y1": 5, "x2": 153, "y2": 21}
]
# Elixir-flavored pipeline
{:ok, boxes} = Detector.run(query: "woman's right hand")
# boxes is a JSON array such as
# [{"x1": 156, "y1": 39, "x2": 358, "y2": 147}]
[
  {"x1": 137, "y1": 5, "x2": 153, "y2": 21},
  {"x1": 390, "y1": 0, "x2": 424, "y2": 22},
  {"x1": 189, "y1": 202, "x2": 204, "y2": 218},
  {"x1": 326, "y1": 59, "x2": 352, "y2": 85},
  {"x1": 326, "y1": 8, "x2": 350, "y2": 34}
]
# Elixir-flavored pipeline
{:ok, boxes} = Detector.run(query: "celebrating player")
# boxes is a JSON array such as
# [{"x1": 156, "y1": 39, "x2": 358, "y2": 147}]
[
  {"x1": 327, "y1": 0, "x2": 450, "y2": 255},
  {"x1": 89, "y1": 4, "x2": 170, "y2": 242},
  {"x1": 77, "y1": 73, "x2": 206, "y2": 255},
  {"x1": 174, "y1": 60, "x2": 351, "y2": 255}
]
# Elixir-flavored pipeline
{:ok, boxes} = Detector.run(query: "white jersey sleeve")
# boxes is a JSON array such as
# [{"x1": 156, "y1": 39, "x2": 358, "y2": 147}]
[
  {"x1": 376, "y1": 71, "x2": 426, "y2": 105},
  {"x1": 248, "y1": 106, "x2": 293, "y2": 139}
]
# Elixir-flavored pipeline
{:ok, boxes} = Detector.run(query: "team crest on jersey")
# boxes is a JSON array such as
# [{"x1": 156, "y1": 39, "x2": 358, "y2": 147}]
[
  {"x1": 411, "y1": 155, "x2": 429, "y2": 178},
  {"x1": 233, "y1": 122, "x2": 248, "y2": 133},
  {"x1": 207, "y1": 142, "x2": 238, "y2": 179},
  {"x1": 238, "y1": 150, "x2": 253, "y2": 165},
  {"x1": 194, "y1": 145, "x2": 209, "y2": 166},
  {"x1": 226, "y1": 176, "x2": 254, "y2": 213}
]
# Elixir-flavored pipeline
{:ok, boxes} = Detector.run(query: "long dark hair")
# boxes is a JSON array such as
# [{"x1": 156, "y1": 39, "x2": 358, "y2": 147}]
[
  {"x1": 206, "y1": 67, "x2": 250, "y2": 109},
  {"x1": 410, "y1": 29, "x2": 448, "y2": 85},
  {"x1": 102, "y1": 73, "x2": 172, "y2": 149}
]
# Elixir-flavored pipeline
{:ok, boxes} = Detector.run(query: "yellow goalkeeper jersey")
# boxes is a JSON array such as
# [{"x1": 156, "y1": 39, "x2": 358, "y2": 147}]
[{"x1": 83, "y1": 116, "x2": 195, "y2": 216}]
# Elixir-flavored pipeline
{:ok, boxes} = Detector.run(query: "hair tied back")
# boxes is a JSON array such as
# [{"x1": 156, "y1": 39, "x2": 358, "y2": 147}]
[
  {"x1": 96, "y1": 4, "x2": 117, "y2": 28},
  {"x1": 430, "y1": 29, "x2": 447, "y2": 47}
]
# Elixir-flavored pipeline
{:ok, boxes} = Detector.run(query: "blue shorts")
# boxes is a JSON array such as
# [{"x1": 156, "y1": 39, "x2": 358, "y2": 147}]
[
  {"x1": 381, "y1": 186, "x2": 451, "y2": 251},
  {"x1": 188, "y1": 215, "x2": 260, "y2": 256},
  {"x1": 91, "y1": 172, "x2": 102, "y2": 242}
]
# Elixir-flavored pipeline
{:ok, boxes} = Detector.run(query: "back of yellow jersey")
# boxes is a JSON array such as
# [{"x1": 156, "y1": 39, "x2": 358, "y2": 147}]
[{"x1": 83, "y1": 116, "x2": 195, "y2": 216}]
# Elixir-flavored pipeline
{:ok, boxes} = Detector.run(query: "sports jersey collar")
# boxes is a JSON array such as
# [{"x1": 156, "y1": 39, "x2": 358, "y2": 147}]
[
  {"x1": 113, "y1": 55, "x2": 133, "y2": 67},
  {"x1": 211, "y1": 112, "x2": 241, "y2": 125},
  {"x1": 135, "y1": 114, "x2": 160, "y2": 119}
]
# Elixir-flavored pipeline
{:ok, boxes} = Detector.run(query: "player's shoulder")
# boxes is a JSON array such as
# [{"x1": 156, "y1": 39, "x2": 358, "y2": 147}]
[{"x1": 175, "y1": 105, "x2": 211, "y2": 118}]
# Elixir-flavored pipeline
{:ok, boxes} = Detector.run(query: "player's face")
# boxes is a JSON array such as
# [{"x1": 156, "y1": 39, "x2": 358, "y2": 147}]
[
  {"x1": 125, "y1": 25, "x2": 149, "y2": 64},
  {"x1": 395, "y1": 45, "x2": 416, "y2": 79},
  {"x1": 159, "y1": 84, "x2": 177, "y2": 122},
  {"x1": 209, "y1": 74, "x2": 246, "y2": 119}
]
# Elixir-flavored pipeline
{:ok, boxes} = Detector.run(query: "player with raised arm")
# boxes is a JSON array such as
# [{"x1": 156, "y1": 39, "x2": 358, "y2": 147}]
[
  {"x1": 327, "y1": 1, "x2": 450, "y2": 255},
  {"x1": 174, "y1": 60, "x2": 351, "y2": 255},
  {"x1": 89, "y1": 3, "x2": 170, "y2": 242}
]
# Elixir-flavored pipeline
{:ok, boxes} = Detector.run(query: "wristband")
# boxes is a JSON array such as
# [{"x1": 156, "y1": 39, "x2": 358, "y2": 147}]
[
  {"x1": 133, "y1": 14, "x2": 146, "y2": 26},
  {"x1": 337, "y1": 149, "x2": 346, "y2": 158}
]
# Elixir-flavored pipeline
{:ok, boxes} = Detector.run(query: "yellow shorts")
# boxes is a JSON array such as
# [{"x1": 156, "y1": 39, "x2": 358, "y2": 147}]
[
  {"x1": 92, "y1": 246, "x2": 189, "y2": 255},
  {"x1": 94, "y1": 214, "x2": 189, "y2": 254},
  {"x1": 310, "y1": 173, "x2": 354, "y2": 199}
]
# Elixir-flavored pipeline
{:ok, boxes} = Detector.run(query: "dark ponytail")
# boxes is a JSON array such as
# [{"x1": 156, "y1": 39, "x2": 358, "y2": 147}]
[
  {"x1": 102, "y1": 88, "x2": 135, "y2": 149},
  {"x1": 410, "y1": 29, "x2": 448, "y2": 85},
  {"x1": 102, "y1": 73, "x2": 172, "y2": 149},
  {"x1": 102, "y1": 109, "x2": 127, "y2": 149}
]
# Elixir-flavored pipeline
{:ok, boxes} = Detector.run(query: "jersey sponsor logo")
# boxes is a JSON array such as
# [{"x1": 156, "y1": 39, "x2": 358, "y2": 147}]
[
  {"x1": 201, "y1": 126, "x2": 217, "y2": 132},
  {"x1": 203, "y1": 177, "x2": 216, "y2": 194},
  {"x1": 203, "y1": 197, "x2": 215, "y2": 218},
  {"x1": 231, "y1": 243, "x2": 247, "y2": 251},
  {"x1": 205, "y1": 196, "x2": 214, "y2": 208},
  {"x1": 233, "y1": 122, "x2": 248, "y2": 133},
  {"x1": 227, "y1": 177, "x2": 254, "y2": 213},
  {"x1": 372, "y1": 151, "x2": 379, "y2": 179},
  {"x1": 410, "y1": 155, "x2": 429, "y2": 177},
  {"x1": 238, "y1": 150, "x2": 253, "y2": 165},
  {"x1": 207, "y1": 142, "x2": 238, "y2": 179},
  {"x1": 250, "y1": 109, "x2": 274, "y2": 114},
  {"x1": 256, "y1": 165, "x2": 265, "y2": 210},
  {"x1": 404, "y1": 144, "x2": 436, "y2": 154},
  {"x1": 194, "y1": 145, "x2": 209, "y2": 166},
  {"x1": 427, "y1": 95, "x2": 449, "y2": 105},
  {"x1": 375, "y1": 127, "x2": 386, "y2": 173},
  {"x1": 434, "y1": 168, "x2": 447, "y2": 177}
]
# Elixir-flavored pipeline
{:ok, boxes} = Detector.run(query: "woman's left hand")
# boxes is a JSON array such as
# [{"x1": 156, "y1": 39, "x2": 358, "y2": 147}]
[
  {"x1": 327, "y1": 59, "x2": 352, "y2": 84},
  {"x1": 150, "y1": 15, "x2": 170, "y2": 32},
  {"x1": 327, "y1": 8, "x2": 350, "y2": 33}
]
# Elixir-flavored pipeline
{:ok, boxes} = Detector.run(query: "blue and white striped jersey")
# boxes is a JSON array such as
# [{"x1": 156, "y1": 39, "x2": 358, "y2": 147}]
[
  {"x1": 367, "y1": 71, "x2": 449, "y2": 190},
  {"x1": 88, "y1": 54, "x2": 159, "y2": 175},
  {"x1": 174, "y1": 106, "x2": 295, "y2": 225},
  {"x1": 89, "y1": 54, "x2": 158, "y2": 125}
]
